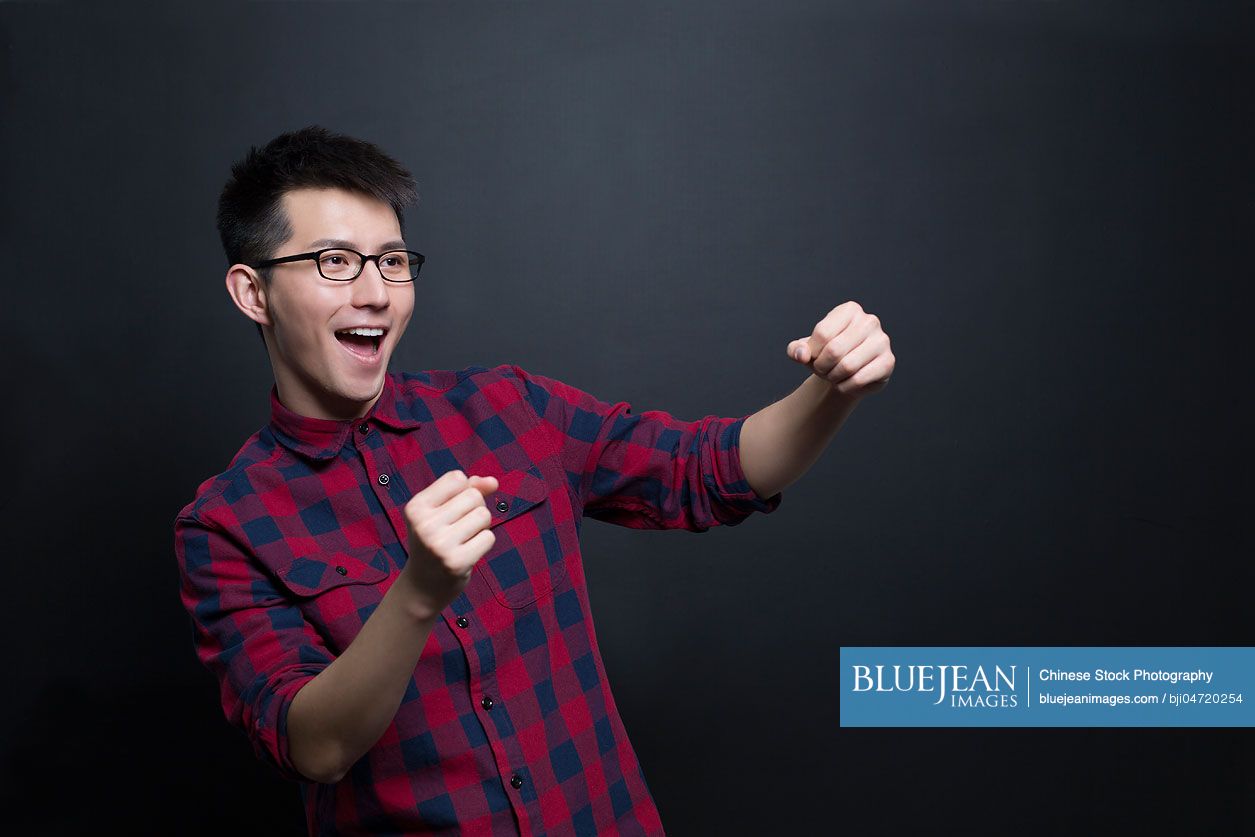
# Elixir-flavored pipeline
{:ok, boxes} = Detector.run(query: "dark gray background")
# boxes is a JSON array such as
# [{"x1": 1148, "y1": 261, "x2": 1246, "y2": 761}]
[{"x1": 2, "y1": 1, "x2": 1252, "y2": 834}]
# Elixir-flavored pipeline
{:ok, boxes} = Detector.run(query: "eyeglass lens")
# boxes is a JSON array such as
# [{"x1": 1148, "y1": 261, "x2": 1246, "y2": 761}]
[{"x1": 318, "y1": 250, "x2": 420, "y2": 281}]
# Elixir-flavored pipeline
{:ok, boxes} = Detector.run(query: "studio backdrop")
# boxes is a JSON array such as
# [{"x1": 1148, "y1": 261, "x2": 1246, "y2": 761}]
[{"x1": 1, "y1": 1, "x2": 1252, "y2": 834}]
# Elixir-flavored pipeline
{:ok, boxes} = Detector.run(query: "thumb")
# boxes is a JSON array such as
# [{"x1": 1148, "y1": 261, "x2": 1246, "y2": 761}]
[
  {"x1": 787, "y1": 339, "x2": 812, "y2": 364},
  {"x1": 468, "y1": 474, "x2": 500, "y2": 496}
]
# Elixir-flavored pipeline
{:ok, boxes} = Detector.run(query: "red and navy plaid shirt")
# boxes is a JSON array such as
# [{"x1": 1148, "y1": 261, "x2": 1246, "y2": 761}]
[{"x1": 173, "y1": 364, "x2": 782, "y2": 836}]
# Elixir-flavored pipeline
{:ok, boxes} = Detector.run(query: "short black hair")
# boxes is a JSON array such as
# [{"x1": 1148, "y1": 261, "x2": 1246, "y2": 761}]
[{"x1": 216, "y1": 125, "x2": 420, "y2": 347}]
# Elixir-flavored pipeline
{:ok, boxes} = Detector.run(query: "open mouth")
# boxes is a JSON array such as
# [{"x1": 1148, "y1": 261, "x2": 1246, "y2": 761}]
[{"x1": 334, "y1": 329, "x2": 385, "y2": 361}]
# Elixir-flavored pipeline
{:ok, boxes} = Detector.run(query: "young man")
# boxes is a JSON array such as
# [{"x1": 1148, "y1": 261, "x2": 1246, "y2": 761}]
[{"x1": 174, "y1": 125, "x2": 893, "y2": 836}]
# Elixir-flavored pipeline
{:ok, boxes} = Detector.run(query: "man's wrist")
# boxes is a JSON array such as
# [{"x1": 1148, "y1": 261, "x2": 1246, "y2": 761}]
[
  {"x1": 388, "y1": 572, "x2": 448, "y2": 624},
  {"x1": 803, "y1": 371, "x2": 861, "y2": 415}
]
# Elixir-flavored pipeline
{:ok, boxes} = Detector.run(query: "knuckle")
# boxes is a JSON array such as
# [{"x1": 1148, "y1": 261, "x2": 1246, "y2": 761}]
[{"x1": 414, "y1": 517, "x2": 437, "y2": 540}]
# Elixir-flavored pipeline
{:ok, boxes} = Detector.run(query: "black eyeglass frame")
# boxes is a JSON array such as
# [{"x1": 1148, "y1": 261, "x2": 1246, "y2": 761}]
[{"x1": 253, "y1": 247, "x2": 425, "y2": 282}]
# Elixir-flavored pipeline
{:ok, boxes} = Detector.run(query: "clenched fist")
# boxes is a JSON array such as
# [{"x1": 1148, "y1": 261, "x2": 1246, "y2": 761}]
[
  {"x1": 399, "y1": 469, "x2": 499, "y2": 618},
  {"x1": 786, "y1": 300, "x2": 894, "y2": 398}
]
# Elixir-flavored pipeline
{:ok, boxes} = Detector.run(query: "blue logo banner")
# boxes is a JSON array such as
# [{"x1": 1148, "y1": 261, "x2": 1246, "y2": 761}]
[{"x1": 839, "y1": 647, "x2": 1254, "y2": 727}]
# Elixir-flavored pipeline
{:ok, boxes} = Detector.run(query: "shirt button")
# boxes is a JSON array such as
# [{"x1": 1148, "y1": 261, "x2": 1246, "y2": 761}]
[
  {"x1": 510, "y1": 774, "x2": 523, "y2": 789},
  {"x1": 496, "y1": 499, "x2": 509, "y2": 513},
  {"x1": 335, "y1": 565, "x2": 348, "y2": 576},
  {"x1": 481, "y1": 695, "x2": 494, "y2": 710},
  {"x1": 456, "y1": 616, "x2": 469, "y2": 628},
  {"x1": 378, "y1": 474, "x2": 390, "y2": 486},
  {"x1": 358, "y1": 423, "x2": 369, "y2": 434}
]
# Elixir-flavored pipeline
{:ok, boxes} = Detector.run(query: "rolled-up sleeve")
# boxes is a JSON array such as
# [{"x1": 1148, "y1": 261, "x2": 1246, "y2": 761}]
[
  {"x1": 173, "y1": 512, "x2": 332, "y2": 782},
  {"x1": 503, "y1": 364, "x2": 783, "y2": 531}
]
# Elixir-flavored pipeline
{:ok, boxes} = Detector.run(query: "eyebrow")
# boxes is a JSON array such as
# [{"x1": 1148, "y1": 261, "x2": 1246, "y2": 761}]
[{"x1": 306, "y1": 238, "x2": 408, "y2": 251}]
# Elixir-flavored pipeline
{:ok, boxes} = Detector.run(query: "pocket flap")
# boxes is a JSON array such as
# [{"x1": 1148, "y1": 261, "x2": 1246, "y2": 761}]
[
  {"x1": 277, "y1": 546, "x2": 390, "y2": 597},
  {"x1": 487, "y1": 465, "x2": 549, "y2": 527}
]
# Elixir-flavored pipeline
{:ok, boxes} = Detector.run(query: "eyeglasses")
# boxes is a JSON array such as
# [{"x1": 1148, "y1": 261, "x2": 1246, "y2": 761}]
[{"x1": 253, "y1": 247, "x2": 425, "y2": 282}]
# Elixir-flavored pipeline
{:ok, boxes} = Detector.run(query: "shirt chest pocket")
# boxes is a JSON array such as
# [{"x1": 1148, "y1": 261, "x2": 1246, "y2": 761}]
[
  {"x1": 478, "y1": 464, "x2": 567, "y2": 609},
  {"x1": 274, "y1": 547, "x2": 392, "y2": 649}
]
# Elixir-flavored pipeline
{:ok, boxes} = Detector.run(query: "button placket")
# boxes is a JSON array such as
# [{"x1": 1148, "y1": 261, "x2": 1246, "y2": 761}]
[{"x1": 356, "y1": 441, "x2": 407, "y2": 548}]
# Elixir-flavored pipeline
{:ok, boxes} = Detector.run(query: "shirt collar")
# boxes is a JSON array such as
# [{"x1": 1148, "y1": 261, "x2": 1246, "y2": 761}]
[{"x1": 268, "y1": 372, "x2": 423, "y2": 460}]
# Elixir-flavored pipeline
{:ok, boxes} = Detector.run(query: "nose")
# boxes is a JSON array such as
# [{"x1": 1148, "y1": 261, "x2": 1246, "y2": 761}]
[{"x1": 350, "y1": 256, "x2": 391, "y2": 307}]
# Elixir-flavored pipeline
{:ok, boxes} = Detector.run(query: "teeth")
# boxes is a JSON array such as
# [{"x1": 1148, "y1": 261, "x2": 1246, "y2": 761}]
[{"x1": 336, "y1": 327, "x2": 384, "y2": 337}]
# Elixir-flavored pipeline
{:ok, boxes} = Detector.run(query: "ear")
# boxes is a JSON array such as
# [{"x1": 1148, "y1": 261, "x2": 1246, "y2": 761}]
[{"x1": 225, "y1": 264, "x2": 273, "y2": 328}]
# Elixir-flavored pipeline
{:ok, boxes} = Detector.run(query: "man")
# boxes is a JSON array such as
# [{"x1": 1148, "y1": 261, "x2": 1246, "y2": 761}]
[{"x1": 174, "y1": 125, "x2": 894, "y2": 836}]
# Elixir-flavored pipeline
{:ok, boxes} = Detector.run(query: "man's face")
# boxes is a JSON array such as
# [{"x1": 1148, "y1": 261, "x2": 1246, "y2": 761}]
[{"x1": 254, "y1": 187, "x2": 415, "y2": 420}]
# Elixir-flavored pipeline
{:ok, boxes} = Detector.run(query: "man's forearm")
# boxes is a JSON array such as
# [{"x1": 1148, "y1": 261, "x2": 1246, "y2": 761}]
[
  {"x1": 739, "y1": 373, "x2": 861, "y2": 499},
  {"x1": 286, "y1": 577, "x2": 439, "y2": 783}
]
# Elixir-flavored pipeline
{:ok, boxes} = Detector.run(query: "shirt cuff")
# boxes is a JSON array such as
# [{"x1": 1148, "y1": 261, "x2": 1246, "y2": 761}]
[
  {"x1": 710, "y1": 414, "x2": 784, "y2": 520},
  {"x1": 253, "y1": 667, "x2": 324, "y2": 783}
]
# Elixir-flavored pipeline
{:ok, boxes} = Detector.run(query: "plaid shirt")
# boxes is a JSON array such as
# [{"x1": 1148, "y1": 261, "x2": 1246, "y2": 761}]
[{"x1": 173, "y1": 364, "x2": 782, "y2": 836}]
